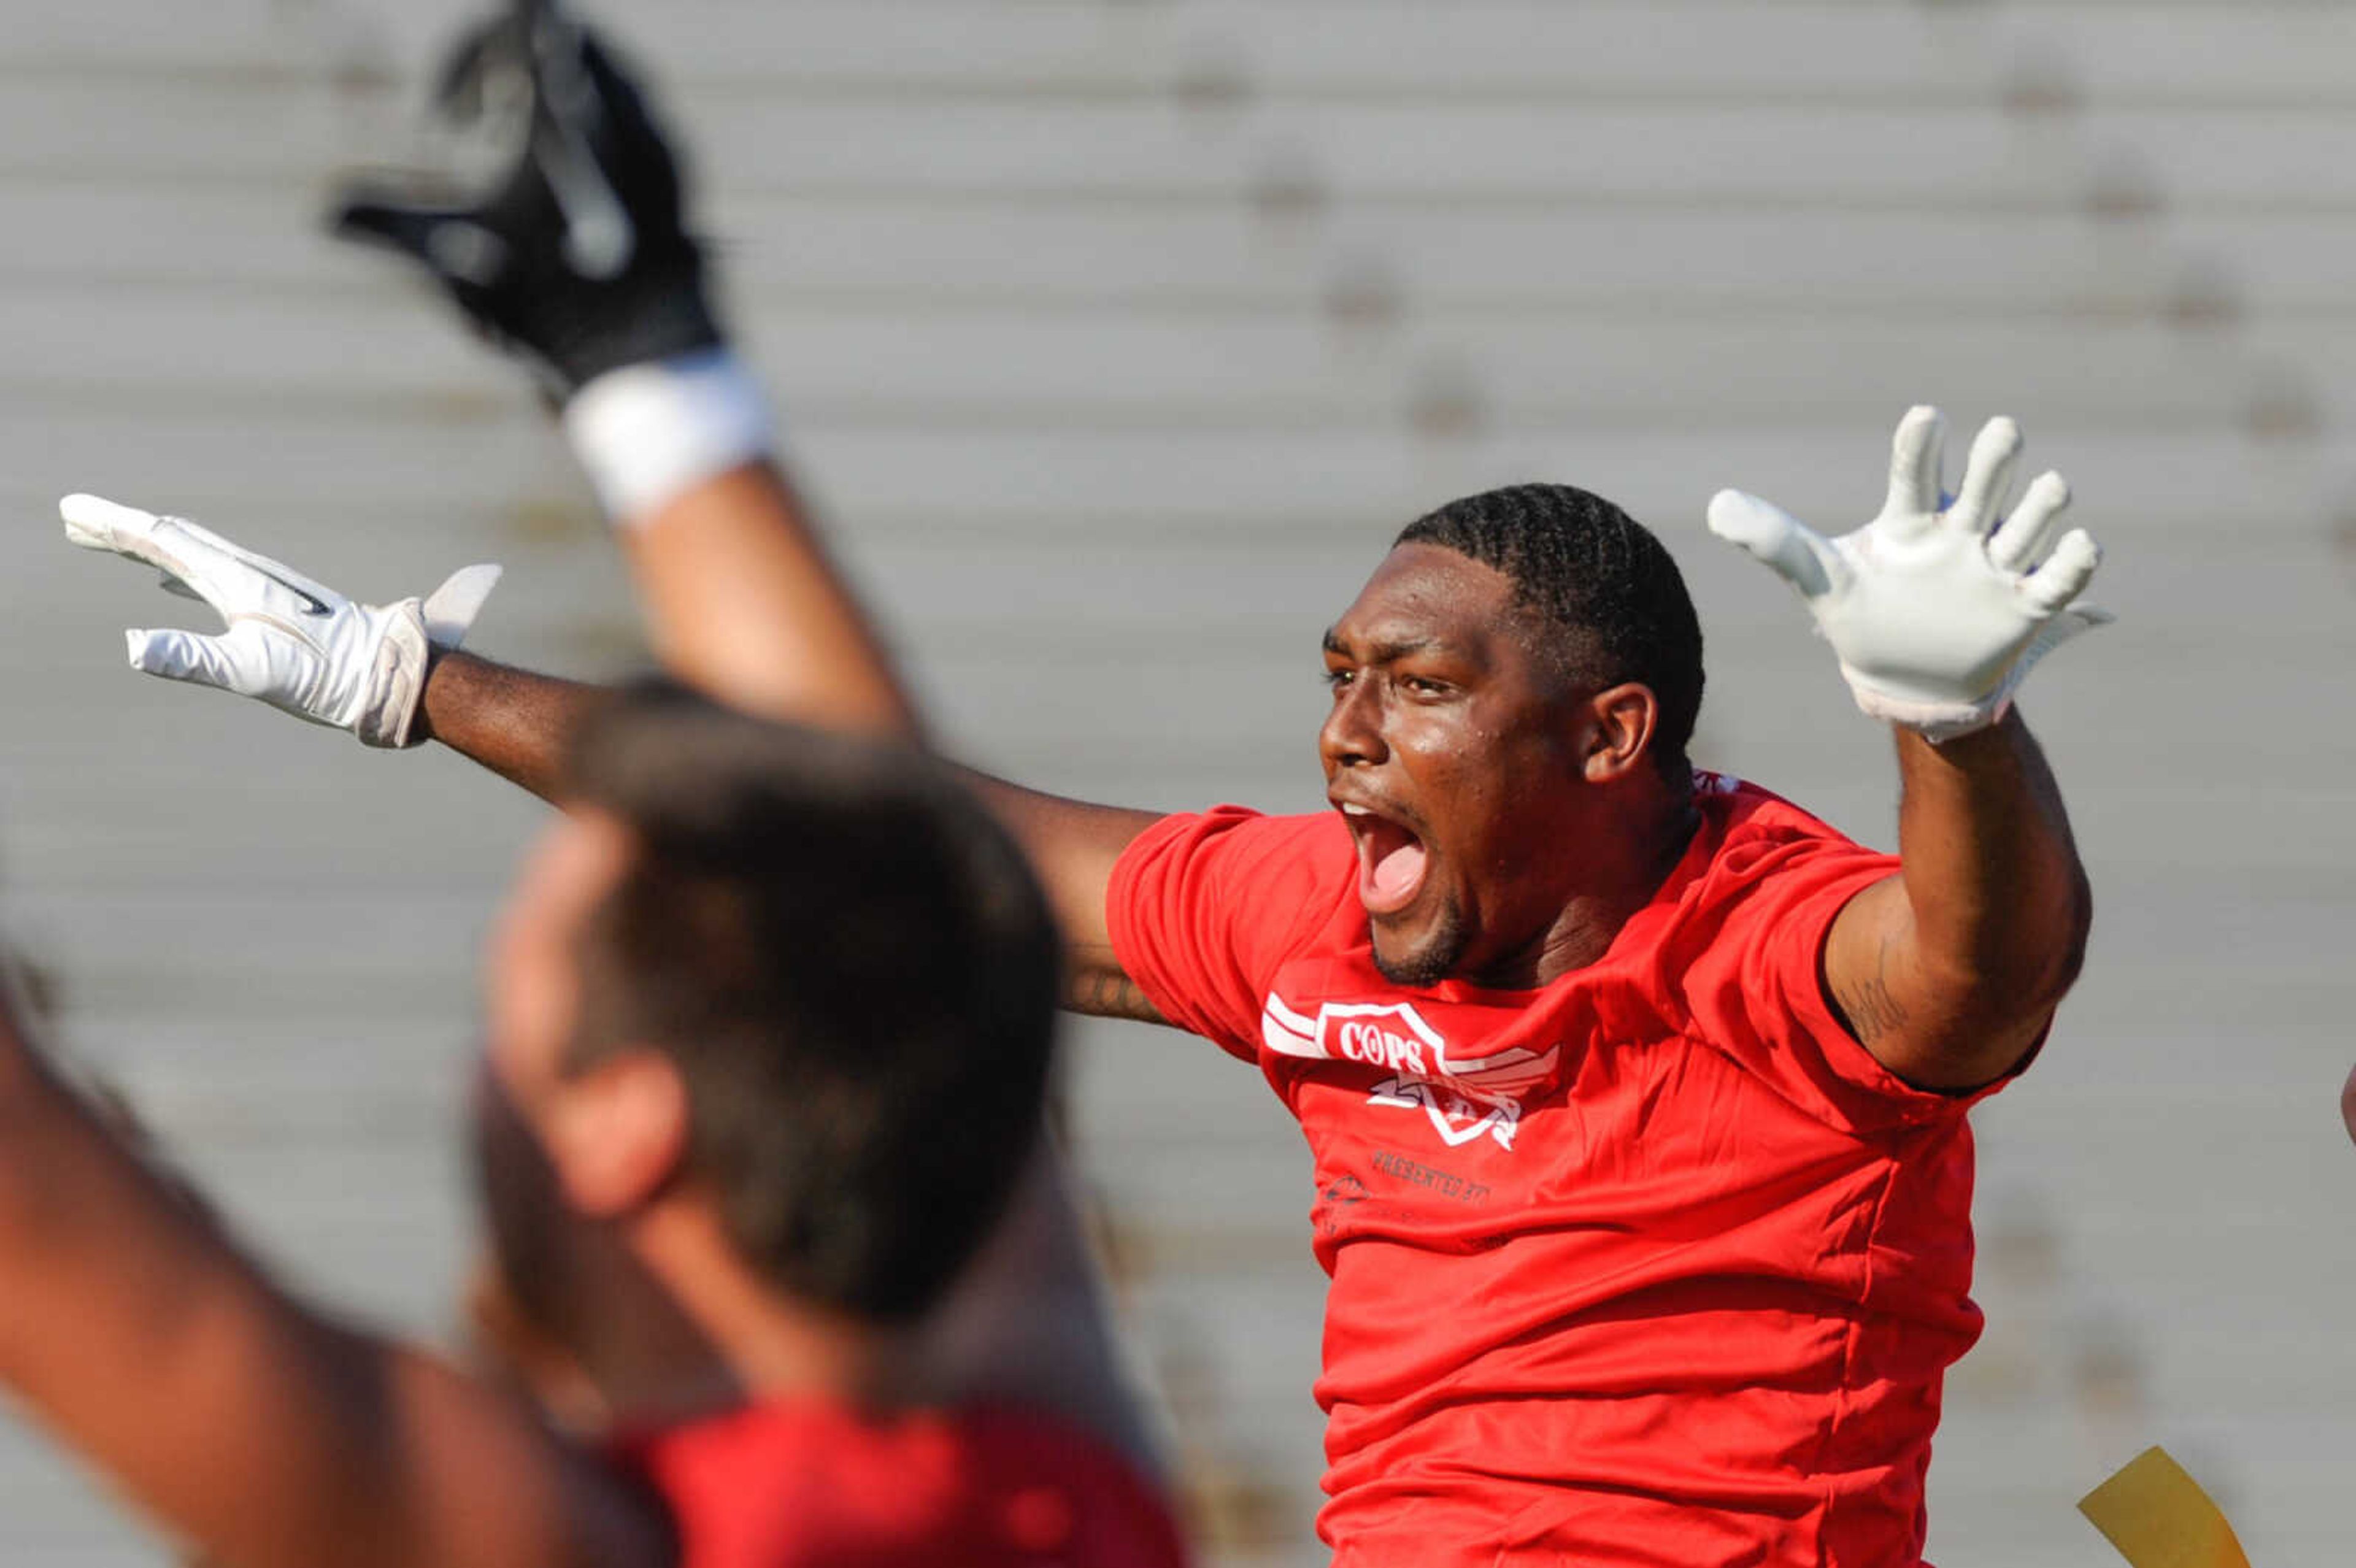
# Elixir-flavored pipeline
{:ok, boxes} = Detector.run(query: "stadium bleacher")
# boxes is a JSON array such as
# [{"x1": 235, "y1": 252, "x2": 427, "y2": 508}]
[{"x1": 0, "y1": 2, "x2": 2348, "y2": 1563}]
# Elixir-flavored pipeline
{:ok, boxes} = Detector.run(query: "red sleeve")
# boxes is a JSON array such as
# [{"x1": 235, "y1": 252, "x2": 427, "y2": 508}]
[
  {"x1": 1105, "y1": 808, "x2": 1351, "y2": 1062},
  {"x1": 1673, "y1": 819, "x2": 2022, "y2": 1136}
]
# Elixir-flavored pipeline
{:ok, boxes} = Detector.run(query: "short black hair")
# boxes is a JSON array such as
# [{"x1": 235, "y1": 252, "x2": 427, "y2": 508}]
[
  {"x1": 1397, "y1": 483, "x2": 1705, "y2": 778},
  {"x1": 559, "y1": 684, "x2": 1060, "y2": 1323}
]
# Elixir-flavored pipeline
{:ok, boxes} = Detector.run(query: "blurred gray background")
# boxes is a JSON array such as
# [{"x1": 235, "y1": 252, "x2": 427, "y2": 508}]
[{"x1": 0, "y1": 1, "x2": 2349, "y2": 1562}]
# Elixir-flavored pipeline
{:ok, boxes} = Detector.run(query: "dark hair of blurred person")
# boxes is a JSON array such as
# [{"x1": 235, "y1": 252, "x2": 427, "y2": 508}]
[{"x1": 482, "y1": 680, "x2": 1058, "y2": 1349}]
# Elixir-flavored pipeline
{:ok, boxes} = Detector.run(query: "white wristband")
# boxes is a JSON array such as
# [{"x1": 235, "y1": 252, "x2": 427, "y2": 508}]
[{"x1": 564, "y1": 349, "x2": 777, "y2": 526}]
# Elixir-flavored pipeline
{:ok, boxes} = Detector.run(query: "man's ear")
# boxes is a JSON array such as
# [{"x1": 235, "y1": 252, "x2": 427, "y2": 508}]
[
  {"x1": 545, "y1": 1048, "x2": 691, "y2": 1218},
  {"x1": 1582, "y1": 682, "x2": 1661, "y2": 783}
]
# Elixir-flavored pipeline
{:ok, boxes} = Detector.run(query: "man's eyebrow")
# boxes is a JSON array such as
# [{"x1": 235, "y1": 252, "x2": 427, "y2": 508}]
[{"x1": 1322, "y1": 628, "x2": 1449, "y2": 663}]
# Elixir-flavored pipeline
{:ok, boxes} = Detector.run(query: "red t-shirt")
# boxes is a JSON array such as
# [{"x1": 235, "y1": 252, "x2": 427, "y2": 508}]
[
  {"x1": 1107, "y1": 775, "x2": 2020, "y2": 1568},
  {"x1": 609, "y1": 1400, "x2": 1189, "y2": 1568}
]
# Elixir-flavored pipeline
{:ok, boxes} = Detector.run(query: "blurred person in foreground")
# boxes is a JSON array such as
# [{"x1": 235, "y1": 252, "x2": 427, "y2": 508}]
[
  {"x1": 48, "y1": 6, "x2": 1188, "y2": 1566},
  {"x1": 67, "y1": 1, "x2": 2107, "y2": 1563},
  {"x1": 0, "y1": 684, "x2": 1180, "y2": 1568},
  {"x1": 69, "y1": 0, "x2": 1171, "y2": 1547}
]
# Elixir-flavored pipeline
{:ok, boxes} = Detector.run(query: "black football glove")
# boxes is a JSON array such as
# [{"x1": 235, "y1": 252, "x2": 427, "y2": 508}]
[{"x1": 331, "y1": 0, "x2": 722, "y2": 398}]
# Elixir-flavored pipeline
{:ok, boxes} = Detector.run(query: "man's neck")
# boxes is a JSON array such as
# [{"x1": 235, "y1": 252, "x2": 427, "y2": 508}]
[{"x1": 1471, "y1": 790, "x2": 1703, "y2": 990}]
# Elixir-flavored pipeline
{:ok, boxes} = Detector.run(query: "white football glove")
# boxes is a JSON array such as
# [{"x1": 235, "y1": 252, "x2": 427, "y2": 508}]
[
  {"x1": 62, "y1": 494, "x2": 502, "y2": 749},
  {"x1": 1706, "y1": 406, "x2": 2111, "y2": 742}
]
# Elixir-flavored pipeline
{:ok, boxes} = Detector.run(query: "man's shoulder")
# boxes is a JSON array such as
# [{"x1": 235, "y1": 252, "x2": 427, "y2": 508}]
[
  {"x1": 1669, "y1": 772, "x2": 1895, "y2": 934},
  {"x1": 1123, "y1": 804, "x2": 1354, "y2": 884},
  {"x1": 1692, "y1": 771, "x2": 1869, "y2": 858},
  {"x1": 1161, "y1": 802, "x2": 1347, "y2": 847}
]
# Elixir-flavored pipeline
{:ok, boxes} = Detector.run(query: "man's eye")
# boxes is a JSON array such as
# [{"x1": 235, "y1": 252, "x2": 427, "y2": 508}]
[
  {"x1": 1324, "y1": 668, "x2": 1354, "y2": 691},
  {"x1": 1403, "y1": 677, "x2": 1450, "y2": 696}
]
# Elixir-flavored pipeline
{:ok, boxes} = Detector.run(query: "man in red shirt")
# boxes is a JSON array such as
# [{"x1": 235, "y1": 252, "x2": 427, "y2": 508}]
[
  {"x1": 1087, "y1": 448, "x2": 2103, "y2": 1565},
  {"x1": 66, "y1": 4, "x2": 2106, "y2": 1564}
]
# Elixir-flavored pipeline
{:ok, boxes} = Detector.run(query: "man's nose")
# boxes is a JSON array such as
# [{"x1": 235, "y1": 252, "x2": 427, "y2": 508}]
[{"x1": 1319, "y1": 678, "x2": 1388, "y2": 770}]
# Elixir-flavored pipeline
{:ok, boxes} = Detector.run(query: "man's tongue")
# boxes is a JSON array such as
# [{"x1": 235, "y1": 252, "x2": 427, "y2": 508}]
[{"x1": 1361, "y1": 824, "x2": 1429, "y2": 917}]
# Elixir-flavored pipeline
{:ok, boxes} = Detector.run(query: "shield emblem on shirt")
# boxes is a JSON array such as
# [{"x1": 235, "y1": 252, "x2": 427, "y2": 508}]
[
  {"x1": 1262, "y1": 995, "x2": 1547, "y2": 1152},
  {"x1": 1261, "y1": 995, "x2": 1560, "y2": 1096},
  {"x1": 1368, "y1": 1076, "x2": 1522, "y2": 1151}
]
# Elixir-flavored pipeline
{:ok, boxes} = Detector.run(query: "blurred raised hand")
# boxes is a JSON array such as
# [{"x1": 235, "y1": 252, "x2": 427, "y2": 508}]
[{"x1": 331, "y1": 0, "x2": 720, "y2": 398}]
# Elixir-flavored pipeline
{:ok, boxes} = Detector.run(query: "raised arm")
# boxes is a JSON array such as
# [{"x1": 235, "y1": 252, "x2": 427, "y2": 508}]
[
  {"x1": 611, "y1": 464, "x2": 919, "y2": 739},
  {"x1": 1822, "y1": 715, "x2": 2090, "y2": 1087},
  {"x1": 53, "y1": 517, "x2": 1166, "y2": 1026},
  {"x1": 962, "y1": 772, "x2": 1168, "y2": 1023},
  {"x1": 420, "y1": 651, "x2": 602, "y2": 804},
  {"x1": 424, "y1": 650, "x2": 1165, "y2": 1022},
  {"x1": 66, "y1": 6, "x2": 1168, "y2": 1020},
  {"x1": 1709, "y1": 407, "x2": 2104, "y2": 1089},
  {"x1": 429, "y1": 645, "x2": 1166, "y2": 1018},
  {"x1": 329, "y1": 9, "x2": 917, "y2": 746},
  {"x1": 424, "y1": 643, "x2": 1166, "y2": 1021},
  {"x1": 0, "y1": 996, "x2": 663, "y2": 1568},
  {"x1": 331, "y1": 4, "x2": 1168, "y2": 1016}
]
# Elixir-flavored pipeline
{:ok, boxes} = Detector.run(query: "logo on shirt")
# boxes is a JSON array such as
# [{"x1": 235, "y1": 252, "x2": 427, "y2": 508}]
[
  {"x1": 1260, "y1": 994, "x2": 1556, "y2": 1153},
  {"x1": 1261, "y1": 996, "x2": 1558, "y2": 1090},
  {"x1": 1317, "y1": 1173, "x2": 1370, "y2": 1238},
  {"x1": 1369, "y1": 1077, "x2": 1522, "y2": 1150}
]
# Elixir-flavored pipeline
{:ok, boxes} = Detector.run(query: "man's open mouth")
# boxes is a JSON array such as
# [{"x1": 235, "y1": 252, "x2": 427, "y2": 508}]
[{"x1": 1339, "y1": 802, "x2": 1430, "y2": 918}]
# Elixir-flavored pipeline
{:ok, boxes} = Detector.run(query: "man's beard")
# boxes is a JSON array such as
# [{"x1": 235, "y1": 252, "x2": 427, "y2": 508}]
[{"x1": 1371, "y1": 896, "x2": 1471, "y2": 989}]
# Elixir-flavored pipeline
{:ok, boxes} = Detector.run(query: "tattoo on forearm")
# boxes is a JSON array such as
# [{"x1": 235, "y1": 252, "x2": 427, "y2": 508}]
[
  {"x1": 1071, "y1": 969, "x2": 1166, "y2": 1025},
  {"x1": 1835, "y1": 931, "x2": 1911, "y2": 1045}
]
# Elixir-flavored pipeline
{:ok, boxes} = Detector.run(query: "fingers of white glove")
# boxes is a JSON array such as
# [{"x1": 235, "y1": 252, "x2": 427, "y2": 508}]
[
  {"x1": 1883, "y1": 405, "x2": 1947, "y2": 525},
  {"x1": 1707, "y1": 490, "x2": 1844, "y2": 600},
  {"x1": 2020, "y1": 529, "x2": 2103, "y2": 617},
  {"x1": 126, "y1": 629, "x2": 252, "y2": 693},
  {"x1": 1987, "y1": 471, "x2": 2072, "y2": 574},
  {"x1": 61, "y1": 493, "x2": 167, "y2": 561},
  {"x1": 163, "y1": 517, "x2": 347, "y2": 612},
  {"x1": 63, "y1": 496, "x2": 273, "y2": 621},
  {"x1": 421, "y1": 564, "x2": 504, "y2": 648},
  {"x1": 1950, "y1": 416, "x2": 2023, "y2": 532},
  {"x1": 68, "y1": 502, "x2": 277, "y2": 620}
]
